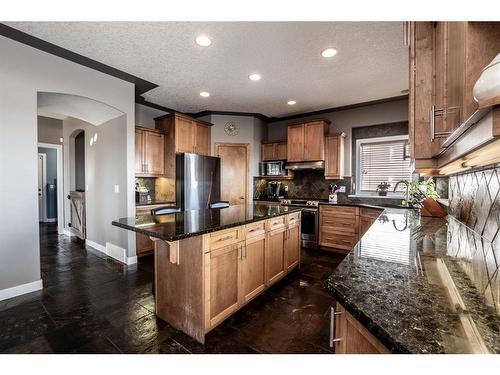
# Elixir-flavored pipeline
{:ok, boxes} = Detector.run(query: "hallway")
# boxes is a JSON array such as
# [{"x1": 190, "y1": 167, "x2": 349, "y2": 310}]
[{"x1": 0, "y1": 223, "x2": 345, "y2": 353}]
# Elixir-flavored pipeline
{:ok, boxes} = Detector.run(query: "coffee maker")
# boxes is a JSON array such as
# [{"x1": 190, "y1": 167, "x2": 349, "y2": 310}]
[{"x1": 267, "y1": 181, "x2": 283, "y2": 199}]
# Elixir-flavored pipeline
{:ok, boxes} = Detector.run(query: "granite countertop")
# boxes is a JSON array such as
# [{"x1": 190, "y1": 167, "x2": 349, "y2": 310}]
[
  {"x1": 324, "y1": 208, "x2": 500, "y2": 354},
  {"x1": 136, "y1": 200, "x2": 176, "y2": 207},
  {"x1": 113, "y1": 204, "x2": 301, "y2": 242}
]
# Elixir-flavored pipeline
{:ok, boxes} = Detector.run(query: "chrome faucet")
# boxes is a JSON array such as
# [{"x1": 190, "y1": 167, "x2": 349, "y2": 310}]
[{"x1": 393, "y1": 180, "x2": 410, "y2": 206}]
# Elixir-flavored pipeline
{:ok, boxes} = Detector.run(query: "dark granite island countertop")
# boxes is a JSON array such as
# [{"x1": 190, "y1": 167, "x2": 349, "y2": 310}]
[
  {"x1": 324, "y1": 208, "x2": 500, "y2": 353},
  {"x1": 112, "y1": 204, "x2": 302, "y2": 242}
]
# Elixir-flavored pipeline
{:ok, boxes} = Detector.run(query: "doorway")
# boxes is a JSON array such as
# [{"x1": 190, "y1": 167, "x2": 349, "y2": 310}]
[
  {"x1": 214, "y1": 143, "x2": 250, "y2": 206},
  {"x1": 37, "y1": 153, "x2": 47, "y2": 222},
  {"x1": 38, "y1": 143, "x2": 64, "y2": 233}
]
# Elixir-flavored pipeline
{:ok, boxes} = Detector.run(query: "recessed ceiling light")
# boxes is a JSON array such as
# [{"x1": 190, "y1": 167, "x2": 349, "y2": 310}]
[
  {"x1": 195, "y1": 35, "x2": 212, "y2": 47},
  {"x1": 200, "y1": 91, "x2": 210, "y2": 97},
  {"x1": 248, "y1": 73, "x2": 261, "y2": 81},
  {"x1": 321, "y1": 48, "x2": 337, "y2": 58},
  {"x1": 287, "y1": 100, "x2": 297, "y2": 105}
]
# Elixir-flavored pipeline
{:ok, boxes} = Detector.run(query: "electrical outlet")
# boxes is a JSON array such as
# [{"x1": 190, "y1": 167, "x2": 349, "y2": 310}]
[
  {"x1": 114, "y1": 185, "x2": 120, "y2": 193},
  {"x1": 339, "y1": 186, "x2": 346, "y2": 193},
  {"x1": 284, "y1": 185, "x2": 289, "y2": 192}
]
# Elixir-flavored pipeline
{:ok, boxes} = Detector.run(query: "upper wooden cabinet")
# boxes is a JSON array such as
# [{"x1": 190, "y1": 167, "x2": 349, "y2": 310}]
[
  {"x1": 324, "y1": 133, "x2": 346, "y2": 179},
  {"x1": 409, "y1": 22, "x2": 500, "y2": 165},
  {"x1": 135, "y1": 126, "x2": 165, "y2": 176},
  {"x1": 261, "y1": 140, "x2": 287, "y2": 161},
  {"x1": 287, "y1": 119, "x2": 330, "y2": 162},
  {"x1": 156, "y1": 112, "x2": 212, "y2": 156}
]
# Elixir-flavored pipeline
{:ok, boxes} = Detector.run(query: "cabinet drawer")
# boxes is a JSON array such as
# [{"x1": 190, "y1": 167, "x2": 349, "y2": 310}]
[
  {"x1": 286, "y1": 212, "x2": 301, "y2": 227},
  {"x1": 320, "y1": 205, "x2": 359, "y2": 218},
  {"x1": 321, "y1": 217, "x2": 358, "y2": 235},
  {"x1": 210, "y1": 227, "x2": 243, "y2": 250},
  {"x1": 267, "y1": 216, "x2": 285, "y2": 231},
  {"x1": 360, "y1": 207, "x2": 383, "y2": 220},
  {"x1": 245, "y1": 221, "x2": 266, "y2": 239},
  {"x1": 320, "y1": 231, "x2": 358, "y2": 250}
]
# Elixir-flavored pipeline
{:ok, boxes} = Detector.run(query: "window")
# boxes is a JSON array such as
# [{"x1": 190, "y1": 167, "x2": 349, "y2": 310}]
[{"x1": 356, "y1": 135, "x2": 412, "y2": 193}]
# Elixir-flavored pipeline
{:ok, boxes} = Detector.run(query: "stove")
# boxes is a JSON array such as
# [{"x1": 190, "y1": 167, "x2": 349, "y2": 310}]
[{"x1": 280, "y1": 199, "x2": 319, "y2": 248}]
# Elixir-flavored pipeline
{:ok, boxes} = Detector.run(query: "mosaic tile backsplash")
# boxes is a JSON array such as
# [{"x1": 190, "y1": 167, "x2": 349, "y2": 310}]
[{"x1": 449, "y1": 165, "x2": 499, "y2": 244}]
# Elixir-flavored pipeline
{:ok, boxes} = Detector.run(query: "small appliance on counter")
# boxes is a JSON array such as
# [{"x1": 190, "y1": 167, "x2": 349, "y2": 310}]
[
  {"x1": 267, "y1": 181, "x2": 284, "y2": 199},
  {"x1": 135, "y1": 182, "x2": 150, "y2": 204},
  {"x1": 329, "y1": 183, "x2": 340, "y2": 203}
]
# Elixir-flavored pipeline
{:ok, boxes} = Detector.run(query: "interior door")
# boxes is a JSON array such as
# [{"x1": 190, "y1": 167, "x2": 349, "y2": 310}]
[
  {"x1": 37, "y1": 153, "x2": 46, "y2": 222},
  {"x1": 215, "y1": 143, "x2": 249, "y2": 206}
]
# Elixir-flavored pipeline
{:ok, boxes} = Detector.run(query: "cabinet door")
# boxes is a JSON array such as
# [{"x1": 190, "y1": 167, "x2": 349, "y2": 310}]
[
  {"x1": 287, "y1": 124, "x2": 305, "y2": 162},
  {"x1": 208, "y1": 243, "x2": 241, "y2": 328},
  {"x1": 445, "y1": 22, "x2": 465, "y2": 132},
  {"x1": 240, "y1": 234, "x2": 266, "y2": 304},
  {"x1": 359, "y1": 217, "x2": 374, "y2": 237},
  {"x1": 304, "y1": 121, "x2": 326, "y2": 161},
  {"x1": 276, "y1": 142, "x2": 287, "y2": 160},
  {"x1": 266, "y1": 227, "x2": 286, "y2": 285},
  {"x1": 144, "y1": 131, "x2": 165, "y2": 174},
  {"x1": 334, "y1": 303, "x2": 389, "y2": 354},
  {"x1": 285, "y1": 224, "x2": 300, "y2": 272},
  {"x1": 175, "y1": 116, "x2": 194, "y2": 153},
  {"x1": 135, "y1": 129, "x2": 145, "y2": 173},
  {"x1": 262, "y1": 143, "x2": 276, "y2": 161},
  {"x1": 194, "y1": 123, "x2": 210, "y2": 156},
  {"x1": 136, "y1": 233, "x2": 153, "y2": 254},
  {"x1": 324, "y1": 135, "x2": 342, "y2": 179}
]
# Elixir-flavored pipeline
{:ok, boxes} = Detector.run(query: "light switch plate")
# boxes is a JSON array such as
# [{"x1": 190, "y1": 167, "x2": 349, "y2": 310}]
[
  {"x1": 339, "y1": 186, "x2": 346, "y2": 193},
  {"x1": 114, "y1": 185, "x2": 120, "y2": 193}
]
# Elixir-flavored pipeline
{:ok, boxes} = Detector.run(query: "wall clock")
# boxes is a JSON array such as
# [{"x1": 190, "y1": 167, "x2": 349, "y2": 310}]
[{"x1": 224, "y1": 121, "x2": 239, "y2": 136}]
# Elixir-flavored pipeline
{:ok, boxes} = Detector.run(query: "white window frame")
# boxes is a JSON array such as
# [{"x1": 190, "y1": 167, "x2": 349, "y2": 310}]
[{"x1": 355, "y1": 135, "x2": 410, "y2": 197}]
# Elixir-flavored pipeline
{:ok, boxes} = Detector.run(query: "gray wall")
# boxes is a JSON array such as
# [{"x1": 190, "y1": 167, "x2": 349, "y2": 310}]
[
  {"x1": 38, "y1": 116, "x2": 63, "y2": 144},
  {"x1": 135, "y1": 103, "x2": 168, "y2": 129},
  {"x1": 63, "y1": 116, "x2": 129, "y2": 251},
  {"x1": 0, "y1": 35, "x2": 135, "y2": 295},
  {"x1": 267, "y1": 99, "x2": 409, "y2": 176}
]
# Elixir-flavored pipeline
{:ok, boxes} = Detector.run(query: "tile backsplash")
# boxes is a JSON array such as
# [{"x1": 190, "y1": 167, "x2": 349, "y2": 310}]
[{"x1": 449, "y1": 165, "x2": 499, "y2": 243}]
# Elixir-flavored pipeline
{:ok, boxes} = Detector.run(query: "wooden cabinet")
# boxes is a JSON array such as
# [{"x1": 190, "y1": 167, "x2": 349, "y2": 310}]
[
  {"x1": 319, "y1": 206, "x2": 359, "y2": 251},
  {"x1": 261, "y1": 140, "x2": 287, "y2": 161},
  {"x1": 207, "y1": 243, "x2": 241, "y2": 328},
  {"x1": 239, "y1": 232, "x2": 266, "y2": 304},
  {"x1": 409, "y1": 22, "x2": 500, "y2": 169},
  {"x1": 285, "y1": 223, "x2": 300, "y2": 272},
  {"x1": 332, "y1": 302, "x2": 389, "y2": 354},
  {"x1": 324, "y1": 133, "x2": 346, "y2": 179},
  {"x1": 135, "y1": 127, "x2": 165, "y2": 176},
  {"x1": 287, "y1": 120, "x2": 330, "y2": 162},
  {"x1": 135, "y1": 203, "x2": 176, "y2": 255},
  {"x1": 266, "y1": 227, "x2": 286, "y2": 285},
  {"x1": 175, "y1": 115, "x2": 195, "y2": 154}
]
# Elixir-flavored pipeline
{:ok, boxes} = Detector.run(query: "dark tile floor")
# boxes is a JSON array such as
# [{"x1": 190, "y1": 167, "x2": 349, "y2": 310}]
[{"x1": 0, "y1": 223, "x2": 345, "y2": 354}]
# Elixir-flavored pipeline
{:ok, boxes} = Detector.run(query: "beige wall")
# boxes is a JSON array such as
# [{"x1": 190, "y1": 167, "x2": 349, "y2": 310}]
[
  {"x1": 135, "y1": 103, "x2": 168, "y2": 129},
  {"x1": 37, "y1": 116, "x2": 63, "y2": 144}
]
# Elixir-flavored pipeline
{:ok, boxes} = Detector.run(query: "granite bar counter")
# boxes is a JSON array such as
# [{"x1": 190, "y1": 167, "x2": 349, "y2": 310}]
[
  {"x1": 324, "y1": 208, "x2": 500, "y2": 354},
  {"x1": 113, "y1": 204, "x2": 301, "y2": 242}
]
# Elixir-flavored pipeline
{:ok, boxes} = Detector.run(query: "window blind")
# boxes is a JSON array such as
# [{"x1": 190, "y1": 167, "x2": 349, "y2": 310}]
[{"x1": 359, "y1": 139, "x2": 412, "y2": 192}]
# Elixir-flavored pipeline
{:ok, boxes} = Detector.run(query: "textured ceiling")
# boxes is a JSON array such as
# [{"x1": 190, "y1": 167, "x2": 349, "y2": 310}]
[
  {"x1": 38, "y1": 92, "x2": 124, "y2": 125},
  {"x1": 9, "y1": 22, "x2": 408, "y2": 117}
]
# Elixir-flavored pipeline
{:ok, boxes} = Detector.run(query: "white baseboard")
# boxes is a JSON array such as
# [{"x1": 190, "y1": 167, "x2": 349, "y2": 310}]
[
  {"x1": 84, "y1": 240, "x2": 137, "y2": 265},
  {"x1": 62, "y1": 229, "x2": 73, "y2": 237},
  {"x1": 0, "y1": 279, "x2": 43, "y2": 302},
  {"x1": 45, "y1": 218, "x2": 57, "y2": 223}
]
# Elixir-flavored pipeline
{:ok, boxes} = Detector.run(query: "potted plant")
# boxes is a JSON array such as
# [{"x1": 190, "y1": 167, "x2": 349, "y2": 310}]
[{"x1": 376, "y1": 182, "x2": 391, "y2": 196}]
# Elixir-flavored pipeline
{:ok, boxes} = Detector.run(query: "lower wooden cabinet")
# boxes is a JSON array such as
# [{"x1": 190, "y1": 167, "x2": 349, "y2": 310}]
[
  {"x1": 207, "y1": 243, "x2": 241, "y2": 328},
  {"x1": 240, "y1": 233, "x2": 266, "y2": 304},
  {"x1": 332, "y1": 302, "x2": 389, "y2": 354},
  {"x1": 285, "y1": 224, "x2": 300, "y2": 271},
  {"x1": 266, "y1": 227, "x2": 286, "y2": 285}
]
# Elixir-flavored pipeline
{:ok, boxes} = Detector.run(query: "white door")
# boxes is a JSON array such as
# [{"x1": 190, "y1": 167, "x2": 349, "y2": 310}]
[{"x1": 38, "y1": 153, "x2": 47, "y2": 222}]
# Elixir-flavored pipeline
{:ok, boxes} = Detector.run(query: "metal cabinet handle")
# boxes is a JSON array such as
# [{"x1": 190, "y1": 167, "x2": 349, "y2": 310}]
[
  {"x1": 329, "y1": 306, "x2": 343, "y2": 348},
  {"x1": 218, "y1": 235, "x2": 233, "y2": 242},
  {"x1": 430, "y1": 105, "x2": 436, "y2": 141}
]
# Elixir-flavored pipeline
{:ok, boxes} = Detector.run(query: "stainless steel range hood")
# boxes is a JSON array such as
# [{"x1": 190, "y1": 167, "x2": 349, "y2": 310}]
[{"x1": 285, "y1": 161, "x2": 324, "y2": 170}]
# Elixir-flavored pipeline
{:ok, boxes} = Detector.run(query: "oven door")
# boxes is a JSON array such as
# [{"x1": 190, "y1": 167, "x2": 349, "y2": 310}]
[{"x1": 301, "y1": 208, "x2": 318, "y2": 248}]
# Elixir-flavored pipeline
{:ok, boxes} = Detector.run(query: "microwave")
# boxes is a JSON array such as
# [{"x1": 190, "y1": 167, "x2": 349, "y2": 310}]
[{"x1": 259, "y1": 161, "x2": 286, "y2": 176}]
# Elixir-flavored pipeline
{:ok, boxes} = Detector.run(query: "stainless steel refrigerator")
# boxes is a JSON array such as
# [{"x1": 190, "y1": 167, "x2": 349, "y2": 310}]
[{"x1": 176, "y1": 153, "x2": 221, "y2": 211}]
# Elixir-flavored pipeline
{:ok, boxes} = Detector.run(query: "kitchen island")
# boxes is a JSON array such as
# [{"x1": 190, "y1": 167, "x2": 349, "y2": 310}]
[
  {"x1": 324, "y1": 207, "x2": 500, "y2": 354},
  {"x1": 113, "y1": 204, "x2": 302, "y2": 343}
]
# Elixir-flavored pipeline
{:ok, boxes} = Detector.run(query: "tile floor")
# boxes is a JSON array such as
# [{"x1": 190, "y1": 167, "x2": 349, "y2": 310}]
[{"x1": 0, "y1": 223, "x2": 345, "y2": 354}]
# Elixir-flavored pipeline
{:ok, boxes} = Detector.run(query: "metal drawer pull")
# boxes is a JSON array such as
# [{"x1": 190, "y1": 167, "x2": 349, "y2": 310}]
[
  {"x1": 329, "y1": 306, "x2": 343, "y2": 348},
  {"x1": 218, "y1": 235, "x2": 233, "y2": 242}
]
